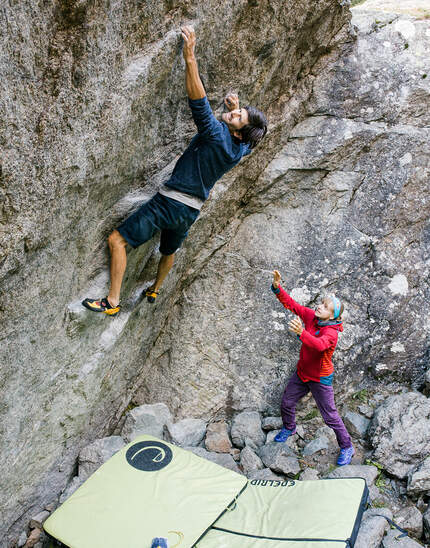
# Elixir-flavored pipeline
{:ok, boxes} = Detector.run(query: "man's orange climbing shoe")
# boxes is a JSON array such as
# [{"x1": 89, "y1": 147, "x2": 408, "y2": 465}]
[
  {"x1": 82, "y1": 297, "x2": 121, "y2": 316},
  {"x1": 145, "y1": 288, "x2": 159, "y2": 303}
]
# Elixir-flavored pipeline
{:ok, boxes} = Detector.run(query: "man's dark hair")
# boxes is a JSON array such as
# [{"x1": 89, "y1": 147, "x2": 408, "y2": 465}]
[{"x1": 241, "y1": 106, "x2": 268, "y2": 149}]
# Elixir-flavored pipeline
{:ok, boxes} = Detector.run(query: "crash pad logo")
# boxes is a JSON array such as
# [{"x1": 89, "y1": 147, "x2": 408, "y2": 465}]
[{"x1": 126, "y1": 441, "x2": 173, "y2": 471}]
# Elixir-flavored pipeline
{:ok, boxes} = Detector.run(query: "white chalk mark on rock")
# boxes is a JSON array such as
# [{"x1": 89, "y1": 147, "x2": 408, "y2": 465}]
[
  {"x1": 394, "y1": 20, "x2": 416, "y2": 41},
  {"x1": 388, "y1": 274, "x2": 408, "y2": 296},
  {"x1": 391, "y1": 342, "x2": 405, "y2": 353}
]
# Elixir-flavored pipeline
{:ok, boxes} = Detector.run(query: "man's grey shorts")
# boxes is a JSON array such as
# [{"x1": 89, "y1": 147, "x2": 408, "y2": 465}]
[{"x1": 117, "y1": 192, "x2": 200, "y2": 255}]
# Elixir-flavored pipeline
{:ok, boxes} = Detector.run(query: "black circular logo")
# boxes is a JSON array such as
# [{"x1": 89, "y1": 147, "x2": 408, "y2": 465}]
[{"x1": 126, "y1": 441, "x2": 173, "y2": 471}]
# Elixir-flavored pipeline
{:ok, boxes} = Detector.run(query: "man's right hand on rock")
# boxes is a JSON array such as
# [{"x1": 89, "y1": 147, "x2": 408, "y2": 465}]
[{"x1": 181, "y1": 25, "x2": 196, "y2": 61}]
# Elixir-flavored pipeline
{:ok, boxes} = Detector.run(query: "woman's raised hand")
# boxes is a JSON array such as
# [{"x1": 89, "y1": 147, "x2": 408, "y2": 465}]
[{"x1": 272, "y1": 270, "x2": 282, "y2": 288}]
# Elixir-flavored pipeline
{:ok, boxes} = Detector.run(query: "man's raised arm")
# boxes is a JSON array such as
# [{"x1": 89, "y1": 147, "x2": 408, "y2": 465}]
[
  {"x1": 181, "y1": 25, "x2": 222, "y2": 139},
  {"x1": 181, "y1": 26, "x2": 205, "y2": 100}
]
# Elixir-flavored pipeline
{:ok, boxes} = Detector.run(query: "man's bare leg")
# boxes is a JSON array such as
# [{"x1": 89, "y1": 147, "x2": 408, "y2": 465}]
[
  {"x1": 150, "y1": 253, "x2": 175, "y2": 293},
  {"x1": 107, "y1": 229, "x2": 128, "y2": 307}
]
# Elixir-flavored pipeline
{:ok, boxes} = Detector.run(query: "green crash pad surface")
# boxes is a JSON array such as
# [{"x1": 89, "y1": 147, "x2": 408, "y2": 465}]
[
  {"x1": 44, "y1": 435, "x2": 247, "y2": 548},
  {"x1": 196, "y1": 477, "x2": 368, "y2": 547}
]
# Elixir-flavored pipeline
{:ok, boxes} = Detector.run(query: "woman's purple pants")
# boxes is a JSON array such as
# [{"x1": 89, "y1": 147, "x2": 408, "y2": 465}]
[{"x1": 281, "y1": 372, "x2": 352, "y2": 449}]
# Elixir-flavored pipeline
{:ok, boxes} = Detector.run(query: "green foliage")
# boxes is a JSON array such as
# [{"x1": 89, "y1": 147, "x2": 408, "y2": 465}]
[
  {"x1": 351, "y1": 0, "x2": 367, "y2": 6},
  {"x1": 365, "y1": 459, "x2": 388, "y2": 492},
  {"x1": 352, "y1": 389, "x2": 368, "y2": 403},
  {"x1": 372, "y1": 500, "x2": 386, "y2": 508},
  {"x1": 303, "y1": 409, "x2": 319, "y2": 421},
  {"x1": 375, "y1": 475, "x2": 388, "y2": 488},
  {"x1": 404, "y1": 43, "x2": 409, "y2": 49},
  {"x1": 365, "y1": 459, "x2": 384, "y2": 470},
  {"x1": 422, "y1": 74, "x2": 427, "y2": 79}
]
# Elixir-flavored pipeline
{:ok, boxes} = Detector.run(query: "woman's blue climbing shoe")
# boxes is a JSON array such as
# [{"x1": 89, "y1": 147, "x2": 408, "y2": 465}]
[
  {"x1": 151, "y1": 538, "x2": 168, "y2": 548},
  {"x1": 337, "y1": 445, "x2": 355, "y2": 466},
  {"x1": 274, "y1": 427, "x2": 296, "y2": 442}
]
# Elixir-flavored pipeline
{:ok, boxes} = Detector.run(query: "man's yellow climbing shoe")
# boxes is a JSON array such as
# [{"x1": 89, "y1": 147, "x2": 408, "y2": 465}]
[
  {"x1": 145, "y1": 288, "x2": 159, "y2": 303},
  {"x1": 82, "y1": 297, "x2": 121, "y2": 316}
]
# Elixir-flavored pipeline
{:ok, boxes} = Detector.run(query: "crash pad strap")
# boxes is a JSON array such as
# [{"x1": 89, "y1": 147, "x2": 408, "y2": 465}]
[
  {"x1": 371, "y1": 513, "x2": 409, "y2": 539},
  {"x1": 211, "y1": 527, "x2": 350, "y2": 543}
]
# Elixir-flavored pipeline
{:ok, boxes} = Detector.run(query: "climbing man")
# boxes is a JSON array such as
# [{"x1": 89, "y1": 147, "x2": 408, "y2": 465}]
[{"x1": 82, "y1": 25, "x2": 267, "y2": 316}]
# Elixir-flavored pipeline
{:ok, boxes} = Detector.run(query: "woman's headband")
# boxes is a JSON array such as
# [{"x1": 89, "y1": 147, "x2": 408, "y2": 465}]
[{"x1": 331, "y1": 296, "x2": 341, "y2": 319}]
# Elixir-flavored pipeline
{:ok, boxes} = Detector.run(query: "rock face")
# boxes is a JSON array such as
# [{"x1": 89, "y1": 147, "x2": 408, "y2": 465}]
[
  {"x1": 135, "y1": 3, "x2": 430, "y2": 424},
  {"x1": 78, "y1": 436, "x2": 125, "y2": 480},
  {"x1": 2, "y1": 0, "x2": 430, "y2": 544},
  {"x1": 1, "y1": 2, "x2": 351, "y2": 540}
]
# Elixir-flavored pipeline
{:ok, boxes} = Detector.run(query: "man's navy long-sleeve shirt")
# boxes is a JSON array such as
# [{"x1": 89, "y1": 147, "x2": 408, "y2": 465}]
[{"x1": 164, "y1": 96, "x2": 252, "y2": 201}]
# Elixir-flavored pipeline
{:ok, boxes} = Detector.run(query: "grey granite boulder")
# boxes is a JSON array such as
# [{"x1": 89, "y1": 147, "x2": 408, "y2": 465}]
[
  {"x1": 407, "y1": 456, "x2": 430, "y2": 496},
  {"x1": 262, "y1": 417, "x2": 283, "y2": 431},
  {"x1": 166, "y1": 418, "x2": 207, "y2": 447},
  {"x1": 185, "y1": 447, "x2": 241, "y2": 474},
  {"x1": 343, "y1": 411, "x2": 370, "y2": 439},
  {"x1": 326, "y1": 464, "x2": 379, "y2": 488},
  {"x1": 205, "y1": 421, "x2": 232, "y2": 453},
  {"x1": 78, "y1": 436, "x2": 125, "y2": 480},
  {"x1": 369, "y1": 393, "x2": 430, "y2": 478},
  {"x1": 266, "y1": 430, "x2": 280, "y2": 444},
  {"x1": 265, "y1": 430, "x2": 301, "y2": 453},
  {"x1": 248, "y1": 468, "x2": 284, "y2": 481},
  {"x1": 423, "y1": 505, "x2": 430, "y2": 543},
  {"x1": 382, "y1": 528, "x2": 423, "y2": 547},
  {"x1": 258, "y1": 443, "x2": 300, "y2": 477},
  {"x1": 240, "y1": 446, "x2": 264, "y2": 475},
  {"x1": 302, "y1": 435, "x2": 329, "y2": 456},
  {"x1": 316, "y1": 426, "x2": 337, "y2": 445},
  {"x1": 355, "y1": 507, "x2": 392, "y2": 548},
  {"x1": 300, "y1": 468, "x2": 320, "y2": 481},
  {"x1": 426, "y1": 369, "x2": 430, "y2": 392},
  {"x1": 121, "y1": 403, "x2": 172, "y2": 443},
  {"x1": 358, "y1": 404, "x2": 374, "y2": 419},
  {"x1": 231, "y1": 411, "x2": 265, "y2": 449},
  {"x1": 17, "y1": 531, "x2": 28, "y2": 548},
  {"x1": 29, "y1": 510, "x2": 50, "y2": 529},
  {"x1": 393, "y1": 506, "x2": 423, "y2": 539},
  {"x1": 230, "y1": 448, "x2": 241, "y2": 462}
]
